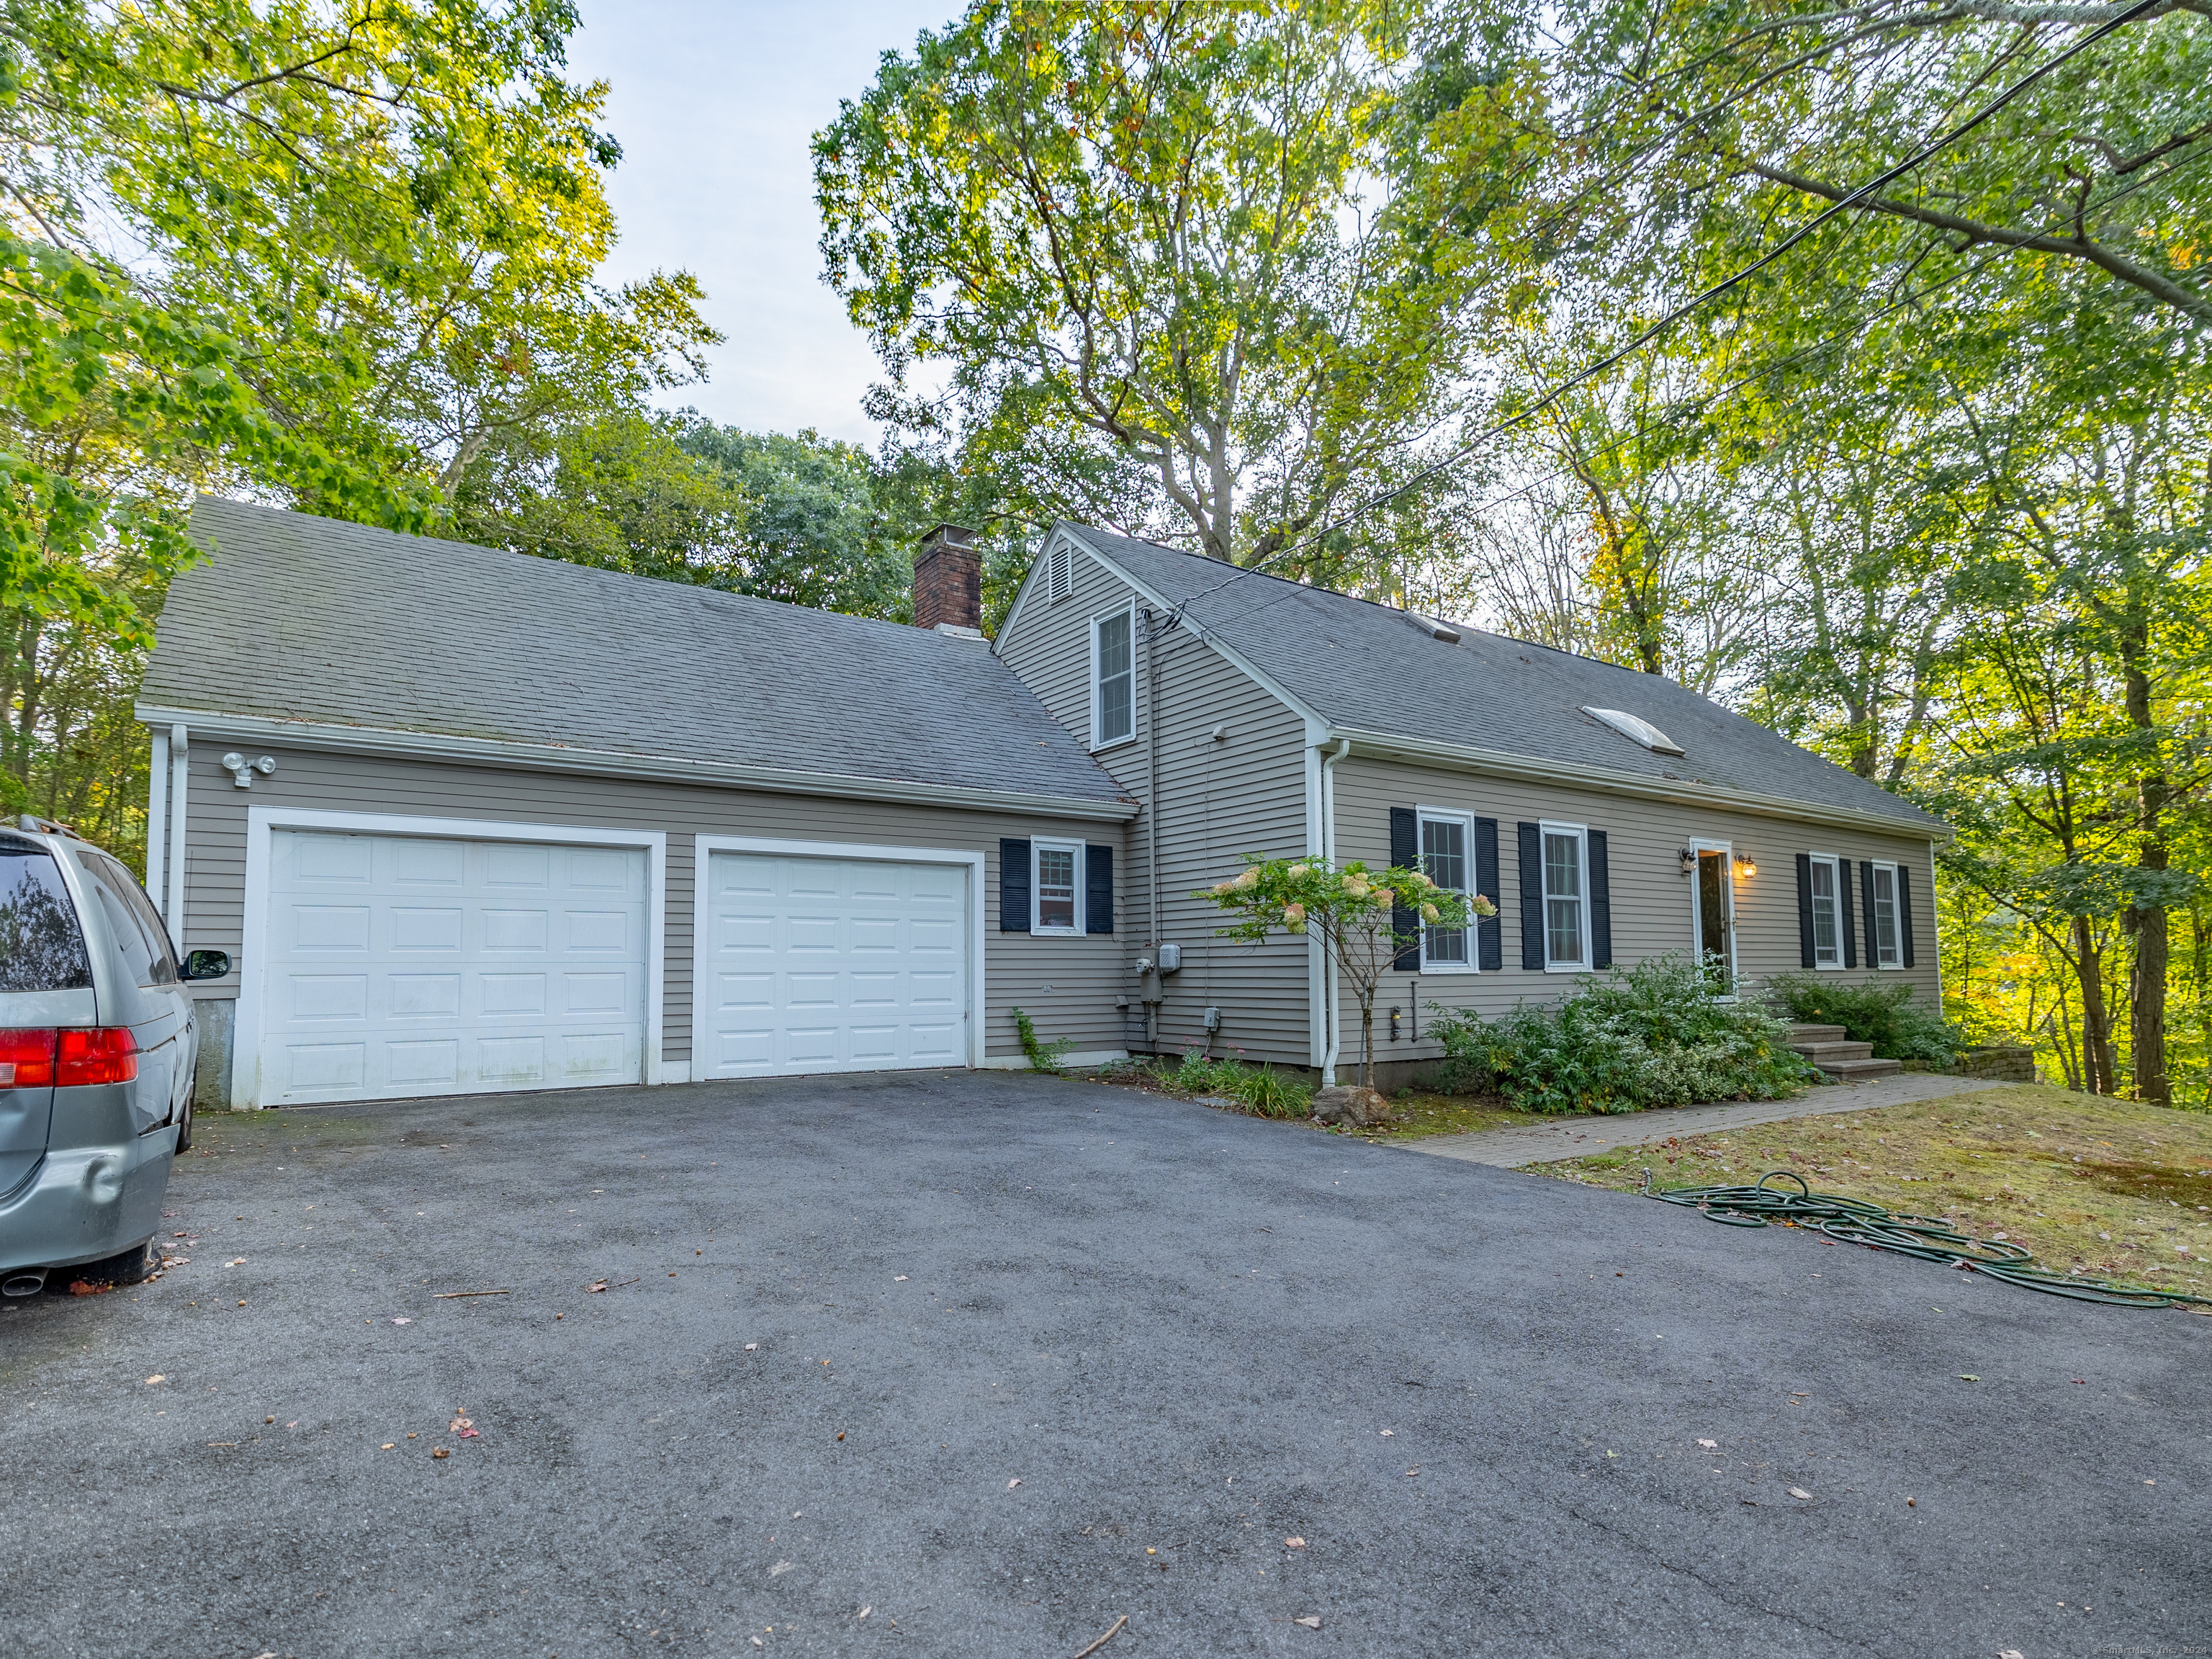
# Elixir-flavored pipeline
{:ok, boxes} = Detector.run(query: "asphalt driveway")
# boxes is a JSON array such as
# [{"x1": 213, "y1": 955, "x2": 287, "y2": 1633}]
[{"x1": 3, "y1": 1071, "x2": 2205, "y2": 1658}]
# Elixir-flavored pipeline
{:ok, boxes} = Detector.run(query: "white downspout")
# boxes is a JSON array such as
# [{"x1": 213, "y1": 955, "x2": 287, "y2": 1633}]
[
  {"x1": 1318, "y1": 738, "x2": 1351, "y2": 1084},
  {"x1": 145, "y1": 729, "x2": 169, "y2": 937},
  {"x1": 165, "y1": 724, "x2": 189, "y2": 948}
]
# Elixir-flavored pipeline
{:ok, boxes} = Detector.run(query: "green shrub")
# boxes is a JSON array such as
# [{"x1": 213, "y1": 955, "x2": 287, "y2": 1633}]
[
  {"x1": 1427, "y1": 956, "x2": 1818, "y2": 1115},
  {"x1": 1168, "y1": 1048, "x2": 1314, "y2": 1120},
  {"x1": 1010, "y1": 1007, "x2": 1076, "y2": 1074},
  {"x1": 1766, "y1": 973, "x2": 1961, "y2": 1064}
]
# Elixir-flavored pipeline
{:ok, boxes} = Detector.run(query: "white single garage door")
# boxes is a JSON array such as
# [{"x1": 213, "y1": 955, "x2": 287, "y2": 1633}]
[
  {"x1": 697, "y1": 850, "x2": 968, "y2": 1077},
  {"x1": 258, "y1": 830, "x2": 648, "y2": 1105}
]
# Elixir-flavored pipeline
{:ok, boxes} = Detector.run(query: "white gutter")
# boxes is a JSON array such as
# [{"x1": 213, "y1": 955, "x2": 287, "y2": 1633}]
[
  {"x1": 1318, "y1": 737, "x2": 1351, "y2": 1085},
  {"x1": 132, "y1": 705, "x2": 1141, "y2": 824},
  {"x1": 1324, "y1": 727, "x2": 1952, "y2": 843},
  {"x1": 165, "y1": 723, "x2": 189, "y2": 945},
  {"x1": 145, "y1": 729, "x2": 168, "y2": 927}
]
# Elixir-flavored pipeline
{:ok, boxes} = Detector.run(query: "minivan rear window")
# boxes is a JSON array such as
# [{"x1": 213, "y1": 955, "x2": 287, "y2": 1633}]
[{"x1": 0, "y1": 839, "x2": 94, "y2": 992}]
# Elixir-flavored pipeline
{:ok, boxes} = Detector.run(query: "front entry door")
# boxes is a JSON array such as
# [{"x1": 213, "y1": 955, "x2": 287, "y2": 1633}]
[{"x1": 1692, "y1": 847, "x2": 1735, "y2": 993}]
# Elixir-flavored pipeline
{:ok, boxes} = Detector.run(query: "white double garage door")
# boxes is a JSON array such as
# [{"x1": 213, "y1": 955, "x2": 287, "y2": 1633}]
[{"x1": 255, "y1": 825, "x2": 971, "y2": 1106}]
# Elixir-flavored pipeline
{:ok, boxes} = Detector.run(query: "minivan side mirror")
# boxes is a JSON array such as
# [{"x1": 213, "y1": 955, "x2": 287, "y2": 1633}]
[{"x1": 180, "y1": 949, "x2": 231, "y2": 981}]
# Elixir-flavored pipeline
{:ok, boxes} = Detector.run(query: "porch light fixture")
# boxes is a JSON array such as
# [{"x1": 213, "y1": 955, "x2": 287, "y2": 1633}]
[
  {"x1": 1734, "y1": 853, "x2": 1758, "y2": 878},
  {"x1": 1678, "y1": 846, "x2": 1697, "y2": 875}
]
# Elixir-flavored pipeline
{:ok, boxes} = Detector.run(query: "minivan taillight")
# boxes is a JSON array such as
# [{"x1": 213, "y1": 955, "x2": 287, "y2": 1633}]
[
  {"x1": 0, "y1": 1028, "x2": 136, "y2": 1087},
  {"x1": 58, "y1": 1028, "x2": 138, "y2": 1086},
  {"x1": 0, "y1": 1028, "x2": 58, "y2": 1088}
]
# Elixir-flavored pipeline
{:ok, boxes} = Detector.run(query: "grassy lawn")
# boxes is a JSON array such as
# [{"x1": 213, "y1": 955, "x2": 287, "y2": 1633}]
[
  {"x1": 1364, "y1": 1092, "x2": 1558, "y2": 1138},
  {"x1": 1537, "y1": 1083, "x2": 2212, "y2": 1301}
]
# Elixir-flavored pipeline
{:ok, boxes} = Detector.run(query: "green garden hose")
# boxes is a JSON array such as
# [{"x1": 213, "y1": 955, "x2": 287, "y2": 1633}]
[{"x1": 1640, "y1": 1168, "x2": 2211, "y2": 1310}]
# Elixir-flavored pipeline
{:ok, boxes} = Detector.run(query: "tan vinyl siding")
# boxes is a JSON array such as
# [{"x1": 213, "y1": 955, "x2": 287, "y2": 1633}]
[
  {"x1": 171, "y1": 743, "x2": 1128, "y2": 1066},
  {"x1": 996, "y1": 541, "x2": 1316, "y2": 1064},
  {"x1": 1328, "y1": 755, "x2": 1942, "y2": 1067}
]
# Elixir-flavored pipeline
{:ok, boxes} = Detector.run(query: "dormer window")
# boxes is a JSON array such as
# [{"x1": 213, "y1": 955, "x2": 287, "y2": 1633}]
[{"x1": 1583, "y1": 706, "x2": 1684, "y2": 755}]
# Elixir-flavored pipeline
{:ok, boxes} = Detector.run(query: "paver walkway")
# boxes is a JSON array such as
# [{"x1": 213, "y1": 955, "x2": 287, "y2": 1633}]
[{"x1": 1401, "y1": 1071, "x2": 2018, "y2": 1169}]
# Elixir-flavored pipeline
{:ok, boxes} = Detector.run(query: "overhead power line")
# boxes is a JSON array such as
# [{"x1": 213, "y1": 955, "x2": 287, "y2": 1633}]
[{"x1": 1164, "y1": 0, "x2": 2163, "y2": 630}]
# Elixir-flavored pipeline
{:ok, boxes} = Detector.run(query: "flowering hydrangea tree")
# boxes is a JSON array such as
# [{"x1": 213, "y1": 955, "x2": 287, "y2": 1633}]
[{"x1": 1198, "y1": 856, "x2": 1494, "y2": 1088}]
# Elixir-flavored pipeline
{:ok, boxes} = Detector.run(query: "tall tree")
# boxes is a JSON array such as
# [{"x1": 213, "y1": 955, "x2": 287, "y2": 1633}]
[{"x1": 815, "y1": 0, "x2": 1525, "y2": 569}]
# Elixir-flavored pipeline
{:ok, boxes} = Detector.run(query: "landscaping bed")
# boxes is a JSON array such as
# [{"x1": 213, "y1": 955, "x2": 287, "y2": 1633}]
[{"x1": 1540, "y1": 1083, "x2": 2212, "y2": 1303}]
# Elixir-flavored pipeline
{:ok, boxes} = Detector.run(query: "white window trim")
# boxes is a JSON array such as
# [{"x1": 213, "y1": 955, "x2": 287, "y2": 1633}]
[
  {"x1": 1415, "y1": 805, "x2": 1478, "y2": 974},
  {"x1": 692, "y1": 834, "x2": 986, "y2": 1075},
  {"x1": 1867, "y1": 858, "x2": 1903, "y2": 970},
  {"x1": 1032, "y1": 837, "x2": 1087, "y2": 936},
  {"x1": 1539, "y1": 819, "x2": 1592, "y2": 974},
  {"x1": 234, "y1": 806, "x2": 669, "y2": 1110},
  {"x1": 1089, "y1": 603, "x2": 1137, "y2": 752},
  {"x1": 1807, "y1": 851, "x2": 1845, "y2": 971},
  {"x1": 1685, "y1": 837, "x2": 1738, "y2": 997}
]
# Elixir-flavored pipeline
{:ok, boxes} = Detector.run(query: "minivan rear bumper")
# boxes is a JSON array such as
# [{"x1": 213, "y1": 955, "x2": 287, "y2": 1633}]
[{"x1": 0, "y1": 1084, "x2": 173, "y2": 1274}]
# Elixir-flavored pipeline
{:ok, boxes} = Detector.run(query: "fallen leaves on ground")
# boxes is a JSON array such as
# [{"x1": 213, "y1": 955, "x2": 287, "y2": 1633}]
[
  {"x1": 68, "y1": 1280, "x2": 110, "y2": 1296},
  {"x1": 585, "y1": 1280, "x2": 608, "y2": 1293},
  {"x1": 1697, "y1": 1438, "x2": 1717, "y2": 1449},
  {"x1": 1788, "y1": 1486, "x2": 1814, "y2": 1500},
  {"x1": 431, "y1": 1447, "x2": 450, "y2": 1460},
  {"x1": 144, "y1": 1375, "x2": 165, "y2": 1385},
  {"x1": 1293, "y1": 1616, "x2": 1321, "y2": 1629},
  {"x1": 1285, "y1": 1537, "x2": 1305, "y2": 1548}
]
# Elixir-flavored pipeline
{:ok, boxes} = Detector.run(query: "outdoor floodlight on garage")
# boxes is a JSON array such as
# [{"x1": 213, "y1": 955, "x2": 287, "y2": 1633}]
[{"x1": 220, "y1": 752, "x2": 276, "y2": 788}]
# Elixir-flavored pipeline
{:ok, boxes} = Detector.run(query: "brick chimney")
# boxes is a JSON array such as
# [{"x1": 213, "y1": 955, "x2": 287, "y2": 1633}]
[{"x1": 913, "y1": 523, "x2": 981, "y2": 634}]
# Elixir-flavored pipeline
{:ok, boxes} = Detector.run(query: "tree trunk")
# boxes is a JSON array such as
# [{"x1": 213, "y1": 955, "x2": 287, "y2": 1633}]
[
  {"x1": 2123, "y1": 657, "x2": 2171, "y2": 1107},
  {"x1": 2072, "y1": 914, "x2": 2118, "y2": 1095},
  {"x1": 1358, "y1": 991, "x2": 1375, "y2": 1089}
]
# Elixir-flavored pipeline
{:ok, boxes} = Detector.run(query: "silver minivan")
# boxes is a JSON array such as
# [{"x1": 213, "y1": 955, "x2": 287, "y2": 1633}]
[{"x1": 1, "y1": 816, "x2": 228, "y2": 1295}]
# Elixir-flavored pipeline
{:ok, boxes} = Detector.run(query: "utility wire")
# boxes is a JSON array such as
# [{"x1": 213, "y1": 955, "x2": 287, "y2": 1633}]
[{"x1": 1164, "y1": 0, "x2": 2162, "y2": 631}]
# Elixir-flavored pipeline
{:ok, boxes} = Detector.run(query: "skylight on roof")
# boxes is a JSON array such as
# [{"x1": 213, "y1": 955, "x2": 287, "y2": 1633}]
[{"x1": 1583, "y1": 706, "x2": 1685, "y2": 755}]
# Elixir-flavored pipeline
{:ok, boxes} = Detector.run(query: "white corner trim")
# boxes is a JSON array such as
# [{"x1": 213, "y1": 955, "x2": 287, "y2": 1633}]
[
  {"x1": 132, "y1": 703, "x2": 1139, "y2": 824},
  {"x1": 165, "y1": 724, "x2": 189, "y2": 949},
  {"x1": 979, "y1": 1048, "x2": 1128, "y2": 1071},
  {"x1": 233, "y1": 806, "x2": 669, "y2": 1110},
  {"x1": 145, "y1": 729, "x2": 168, "y2": 932},
  {"x1": 691, "y1": 835, "x2": 988, "y2": 1074}
]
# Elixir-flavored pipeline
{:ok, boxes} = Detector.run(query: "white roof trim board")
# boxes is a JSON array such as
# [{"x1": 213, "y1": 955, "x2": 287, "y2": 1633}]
[{"x1": 1583, "y1": 706, "x2": 1686, "y2": 755}]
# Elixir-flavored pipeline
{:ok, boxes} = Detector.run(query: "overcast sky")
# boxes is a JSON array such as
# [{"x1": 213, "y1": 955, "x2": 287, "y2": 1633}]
[{"x1": 568, "y1": 1, "x2": 956, "y2": 446}]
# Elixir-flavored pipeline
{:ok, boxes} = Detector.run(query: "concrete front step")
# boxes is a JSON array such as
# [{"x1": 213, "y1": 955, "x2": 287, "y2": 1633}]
[
  {"x1": 1794, "y1": 1039, "x2": 1877, "y2": 1064},
  {"x1": 1783, "y1": 1022, "x2": 1902, "y2": 1078},
  {"x1": 1818, "y1": 1056, "x2": 1905, "y2": 1080}
]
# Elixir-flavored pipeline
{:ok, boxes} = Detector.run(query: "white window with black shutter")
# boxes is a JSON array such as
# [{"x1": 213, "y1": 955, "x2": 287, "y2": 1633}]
[
  {"x1": 1864, "y1": 860, "x2": 1902, "y2": 968},
  {"x1": 1415, "y1": 807, "x2": 1475, "y2": 973},
  {"x1": 1516, "y1": 821, "x2": 1610, "y2": 972},
  {"x1": 1090, "y1": 606, "x2": 1135, "y2": 750},
  {"x1": 999, "y1": 838, "x2": 1114, "y2": 938},
  {"x1": 1799, "y1": 853, "x2": 1845, "y2": 968}
]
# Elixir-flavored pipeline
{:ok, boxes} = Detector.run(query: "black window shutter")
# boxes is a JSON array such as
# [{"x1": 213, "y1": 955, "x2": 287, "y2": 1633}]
[
  {"x1": 999, "y1": 838, "x2": 1031, "y2": 932},
  {"x1": 1389, "y1": 806, "x2": 1420, "y2": 971},
  {"x1": 1475, "y1": 817, "x2": 1501, "y2": 971},
  {"x1": 1518, "y1": 822, "x2": 1544, "y2": 970},
  {"x1": 1861, "y1": 860, "x2": 1879, "y2": 966},
  {"x1": 1898, "y1": 863, "x2": 1916, "y2": 967},
  {"x1": 1588, "y1": 830, "x2": 1612, "y2": 969},
  {"x1": 1838, "y1": 859, "x2": 1857, "y2": 968},
  {"x1": 1794, "y1": 853, "x2": 1815, "y2": 968},
  {"x1": 1084, "y1": 844, "x2": 1113, "y2": 934}
]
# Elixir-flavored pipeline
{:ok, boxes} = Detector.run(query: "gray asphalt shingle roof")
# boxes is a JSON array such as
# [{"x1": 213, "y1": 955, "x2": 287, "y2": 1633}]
[
  {"x1": 141, "y1": 498, "x2": 1130, "y2": 806},
  {"x1": 1062, "y1": 524, "x2": 1941, "y2": 832}
]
